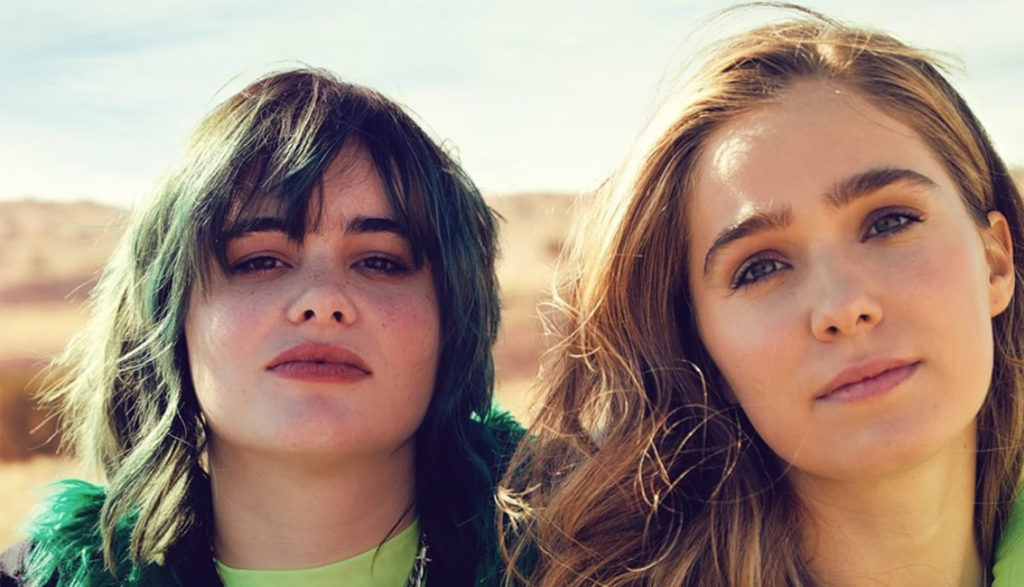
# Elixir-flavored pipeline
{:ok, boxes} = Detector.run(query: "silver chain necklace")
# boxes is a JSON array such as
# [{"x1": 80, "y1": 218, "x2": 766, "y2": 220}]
[{"x1": 405, "y1": 531, "x2": 429, "y2": 587}]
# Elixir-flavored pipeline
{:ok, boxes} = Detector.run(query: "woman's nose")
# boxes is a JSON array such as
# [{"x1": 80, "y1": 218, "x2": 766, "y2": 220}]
[
  {"x1": 808, "y1": 255, "x2": 883, "y2": 342},
  {"x1": 285, "y1": 267, "x2": 357, "y2": 326}
]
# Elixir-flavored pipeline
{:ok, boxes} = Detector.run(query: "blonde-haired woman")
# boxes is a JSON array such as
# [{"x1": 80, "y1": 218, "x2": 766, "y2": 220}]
[
  {"x1": 501, "y1": 6, "x2": 1024, "y2": 585},
  {"x1": 0, "y1": 68, "x2": 520, "y2": 586}
]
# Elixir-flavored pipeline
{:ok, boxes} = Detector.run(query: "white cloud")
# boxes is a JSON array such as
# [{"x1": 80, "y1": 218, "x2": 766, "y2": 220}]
[{"x1": 2, "y1": 0, "x2": 1021, "y2": 206}]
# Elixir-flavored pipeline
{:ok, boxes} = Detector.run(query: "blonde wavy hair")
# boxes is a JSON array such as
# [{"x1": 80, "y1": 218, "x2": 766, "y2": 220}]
[{"x1": 499, "y1": 6, "x2": 1024, "y2": 585}]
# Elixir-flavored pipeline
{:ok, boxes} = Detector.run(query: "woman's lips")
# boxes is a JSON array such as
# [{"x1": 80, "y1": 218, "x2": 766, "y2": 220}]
[
  {"x1": 267, "y1": 342, "x2": 371, "y2": 383},
  {"x1": 818, "y1": 360, "x2": 920, "y2": 403},
  {"x1": 269, "y1": 360, "x2": 370, "y2": 383}
]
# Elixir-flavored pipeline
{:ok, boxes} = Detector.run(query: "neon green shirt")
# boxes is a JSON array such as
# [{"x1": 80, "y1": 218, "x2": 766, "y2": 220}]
[
  {"x1": 216, "y1": 520, "x2": 419, "y2": 587},
  {"x1": 994, "y1": 490, "x2": 1024, "y2": 586}
]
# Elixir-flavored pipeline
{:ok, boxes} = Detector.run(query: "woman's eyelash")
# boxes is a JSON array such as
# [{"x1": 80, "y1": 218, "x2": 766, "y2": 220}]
[
  {"x1": 729, "y1": 209, "x2": 924, "y2": 289},
  {"x1": 864, "y1": 209, "x2": 923, "y2": 239},
  {"x1": 359, "y1": 255, "x2": 410, "y2": 275},
  {"x1": 231, "y1": 255, "x2": 287, "y2": 274},
  {"x1": 731, "y1": 256, "x2": 789, "y2": 289},
  {"x1": 228, "y1": 253, "x2": 412, "y2": 277}
]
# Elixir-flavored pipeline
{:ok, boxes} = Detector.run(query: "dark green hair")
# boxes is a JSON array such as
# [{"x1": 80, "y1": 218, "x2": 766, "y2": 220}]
[{"x1": 45, "y1": 68, "x2": 501, "y2": 576}]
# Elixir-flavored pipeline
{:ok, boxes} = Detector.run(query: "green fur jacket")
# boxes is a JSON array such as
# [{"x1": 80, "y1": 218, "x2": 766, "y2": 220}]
[{"x1": 0, "y1": 410, "x2": 523, "y2": 587}]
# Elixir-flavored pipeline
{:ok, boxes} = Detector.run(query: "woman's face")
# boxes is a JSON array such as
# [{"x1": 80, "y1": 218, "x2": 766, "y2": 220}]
[
  {"x1": 185, "y1": 143, "x2": 440, "y2": 463},
  {"x1": 686, "y1": 80, "x2": 1014, "y2": 483}
]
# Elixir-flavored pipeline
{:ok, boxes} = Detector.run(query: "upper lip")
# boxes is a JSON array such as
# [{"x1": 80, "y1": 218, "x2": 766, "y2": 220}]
[
  {"x1": 267, "y1": 342, "x2": 371, "y2": 374},
  {"x1": 817, "y1": 358, "x2": 918, "y2": 399}
]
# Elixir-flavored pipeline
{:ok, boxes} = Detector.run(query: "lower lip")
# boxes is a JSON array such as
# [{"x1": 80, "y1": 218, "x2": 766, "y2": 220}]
[
  {"x1": 820, "y1": 363, "x2": 920, "y2": 403},
  {"x1": 269, "y1": 361, "x2": 369, "y2": 383}
]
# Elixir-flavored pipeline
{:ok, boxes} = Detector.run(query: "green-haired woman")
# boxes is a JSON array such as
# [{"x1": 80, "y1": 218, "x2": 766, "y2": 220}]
[{"x1": 0, "y1": 68, "x2": 520, "y2": 586}]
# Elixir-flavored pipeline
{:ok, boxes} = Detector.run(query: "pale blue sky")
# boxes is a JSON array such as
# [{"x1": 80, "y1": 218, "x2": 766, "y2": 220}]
[{"x1": 2, "y1": 0, "x2": 1021, "y2": 207}]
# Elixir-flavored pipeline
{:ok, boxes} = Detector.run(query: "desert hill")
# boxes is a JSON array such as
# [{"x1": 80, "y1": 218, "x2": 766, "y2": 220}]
[{"x1": 0, "y1": 200, "x2": 126, "y2": 298}]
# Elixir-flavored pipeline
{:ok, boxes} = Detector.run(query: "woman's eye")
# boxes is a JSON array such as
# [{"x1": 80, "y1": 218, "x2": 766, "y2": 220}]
[
  {"x1": 358, "y1": 256, "x2": 409, "y2": 275},
  {"x1": 732, "y1": 257, "x2": 788, "y2": 288},
  {"x1": 865, "y1": 211, "x2": 921, "y2": 239},
  {"x1": 231, "y1": 256, "x2": 287, "y2": 274}
]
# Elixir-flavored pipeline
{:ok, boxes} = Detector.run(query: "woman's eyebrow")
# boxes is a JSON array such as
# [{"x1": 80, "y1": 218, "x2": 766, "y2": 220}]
[
  {"x1": 225, "y1": 216, "x2": 408, "y2": 239},
  {"x1": 346, "y1": 216, "x2": 407, "y2": 238},
  {"x1": 225, "y1": 217, "x2": 286, "y2": 239},
  {"x1": 703, "y1": 208, "x2": 792, "y2": 276},
  {"x1": 827, "y1": 167, "x2": 937, "y2": 209},
  {"x1": 701, "y1": 167, "x2": 938, "y2": 276}
]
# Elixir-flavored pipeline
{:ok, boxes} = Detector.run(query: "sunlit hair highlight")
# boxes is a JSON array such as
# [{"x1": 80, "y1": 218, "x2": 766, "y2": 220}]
[
  {"x1": 42, "y1": 68, "x2": 500, "y2": 574},
  {"x1": 499, "y1": 5, "x2": 1024, "y2": 585}
]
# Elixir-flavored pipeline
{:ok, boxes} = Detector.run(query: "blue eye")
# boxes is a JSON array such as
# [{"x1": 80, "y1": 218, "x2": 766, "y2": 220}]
[
  {"x1": 865, "y1": 211, "x2": 921, "y2": 239},
  {"x1": 732, "y1": 257, "x2": 789, "y2": 288}
]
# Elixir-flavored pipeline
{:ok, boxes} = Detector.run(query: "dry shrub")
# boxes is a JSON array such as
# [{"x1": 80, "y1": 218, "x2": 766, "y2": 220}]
[{"x1": 0, "y1": 357, "x2": 60, "y2": 461}]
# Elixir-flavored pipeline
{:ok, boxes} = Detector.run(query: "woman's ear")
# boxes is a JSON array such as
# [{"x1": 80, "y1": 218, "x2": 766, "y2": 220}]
[{"x1": 984, "y1": 210, "x2": 1015, "y2": 318}]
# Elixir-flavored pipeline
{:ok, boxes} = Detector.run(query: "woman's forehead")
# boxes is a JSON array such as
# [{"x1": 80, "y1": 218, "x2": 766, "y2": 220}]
[
  {"x1": 221, "y1": 151, "x2": 420, "y2": 246},
  {"x1": 685, "y1": 81, "x2": 954, "y2": 269},
  {"x1": 692, "y1": 82, "x2": 936, "y2": 209}
]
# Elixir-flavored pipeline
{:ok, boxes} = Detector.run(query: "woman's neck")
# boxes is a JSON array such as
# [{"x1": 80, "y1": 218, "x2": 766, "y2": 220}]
[
  {"x1": 793, "y1": 428, "x2": 981, "y2": 586},
  {"x1": 206, "y1": 440, "x2": 417, "y2": 570}
]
